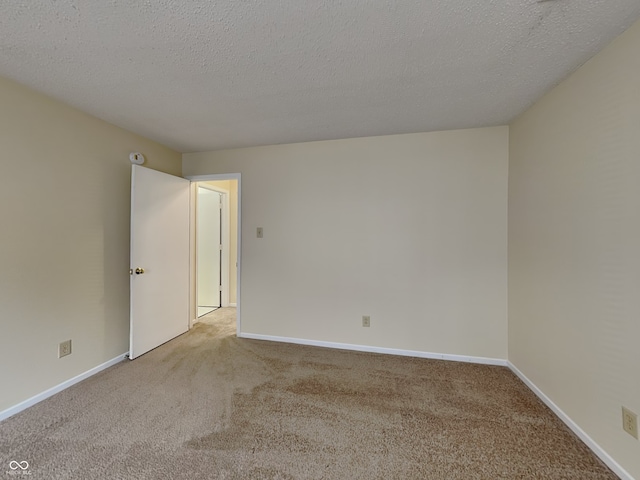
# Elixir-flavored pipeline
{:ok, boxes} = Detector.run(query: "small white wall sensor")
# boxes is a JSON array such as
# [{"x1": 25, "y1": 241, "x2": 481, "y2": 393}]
[{"x1": 129, "y1": 152, "x2": 145, "y2": 165}]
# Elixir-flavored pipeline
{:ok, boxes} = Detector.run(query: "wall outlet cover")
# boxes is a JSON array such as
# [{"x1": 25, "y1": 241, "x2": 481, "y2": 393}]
[
  {"x1": 58, "y1": 340, "x2": 72, "y2": 358},
  {"x1": 622, "y1": 406, "x2": 638, "y2": 439}
]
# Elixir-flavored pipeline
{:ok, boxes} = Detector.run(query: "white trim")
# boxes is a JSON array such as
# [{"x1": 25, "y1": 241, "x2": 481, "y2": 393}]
[
  {"x1": 508, "y1": 362, "x2": 634, "y2": 480},
  {"x1": 188, "y1": 182, "x2": 197, "y2": 327},
  {"x1": 238, "y1": 333, "x2": 506, "y2": 366},
  {"x1": 0, "y1": 353, "x2": 128, "y2": 422},
  {"x1": 187, "y1": 173, "x2": 239, "y2": 182},
  {"x1": 236, "y1": 176, "x2": 241, "y2": 338},
  {"x1": 229, "y1": 303, "x2": 237, "y2": 307}
]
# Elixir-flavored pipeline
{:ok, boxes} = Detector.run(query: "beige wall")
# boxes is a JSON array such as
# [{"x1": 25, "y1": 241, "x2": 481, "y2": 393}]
[
  {"x1": 509, "y1": 19, "x2": 640, "y2": 479},
  {"x1": 184, "y1": 127, "x2": 509, "y2": 359},
  {"x1": 0, "y1": 76, "x2": 182, "y2": 413}
]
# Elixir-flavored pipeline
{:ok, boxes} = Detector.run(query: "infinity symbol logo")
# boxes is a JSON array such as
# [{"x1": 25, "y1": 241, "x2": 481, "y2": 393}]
[{"x1": 9, "y1": 460, "x2": 29, "y2": 470}]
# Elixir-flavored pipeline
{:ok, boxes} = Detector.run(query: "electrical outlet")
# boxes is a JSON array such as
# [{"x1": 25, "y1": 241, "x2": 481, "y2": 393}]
[
  {"x1": 58, "y1": 340, "x2": 72, "y2": 358},
  {"x1": 257, "y1": 227, "x2": 263, "y2": 238},
  {"x1": 362, "y1": 315, "x2": 370, "y2": 327},
  {"x1": 622, "y1": 406, "x2": 638, "y2": 439}
]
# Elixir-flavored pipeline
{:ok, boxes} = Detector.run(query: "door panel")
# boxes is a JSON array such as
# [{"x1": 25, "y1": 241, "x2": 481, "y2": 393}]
[
  {"x1": 130, "y1": 165, "x2": 190, "y2": 359},
  {"x1": 197, "y1": 188, "x2": 222, "y2": 311}
]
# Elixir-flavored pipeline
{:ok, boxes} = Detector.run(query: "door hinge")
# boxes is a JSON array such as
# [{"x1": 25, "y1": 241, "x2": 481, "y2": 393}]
[
  {"x1": 219, "y1": 244, "x2": 223, "y2": 251},
  {"x1": 219, "y1": 285, "x2": 223, "y2": 292}
]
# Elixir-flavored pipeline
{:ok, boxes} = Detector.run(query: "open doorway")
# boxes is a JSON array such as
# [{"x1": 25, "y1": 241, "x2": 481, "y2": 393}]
[
  {"x1": 196, "y1": 184, "x2": 225, "y2": 317},
  {"x1": 191, "y1": 176, "x2": 240, "y2": 334}
]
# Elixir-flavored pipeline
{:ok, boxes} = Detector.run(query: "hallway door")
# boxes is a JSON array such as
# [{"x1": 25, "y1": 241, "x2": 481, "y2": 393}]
[{"x1": 197, "y1": 187, "x2": 222, "y2": 316}]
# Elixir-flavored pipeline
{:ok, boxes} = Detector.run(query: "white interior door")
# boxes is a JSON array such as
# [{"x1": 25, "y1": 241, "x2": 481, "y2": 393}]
[
  {"x1": 130, "y1": 165, "x2": 190, "y2": 359},
  {"x1": 197, "y1": 187, "x2": 222, "y2": 314}
]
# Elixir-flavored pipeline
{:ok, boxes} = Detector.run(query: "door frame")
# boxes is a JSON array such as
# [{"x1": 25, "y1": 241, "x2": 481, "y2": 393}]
[
  {"x1": 186, "y1": 173, "x2": 241, "y2": 337},
  {"x1": 196, "y1": 184, "x2": 230, "y2": 312}
]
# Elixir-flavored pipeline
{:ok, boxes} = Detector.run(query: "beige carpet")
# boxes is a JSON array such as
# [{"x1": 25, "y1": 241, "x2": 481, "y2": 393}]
[{"x1": 0, "y1": 308, "x2": 615, "y2": 479}]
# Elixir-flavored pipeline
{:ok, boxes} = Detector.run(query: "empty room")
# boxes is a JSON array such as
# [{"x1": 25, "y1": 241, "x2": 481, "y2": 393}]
[{"x1": 1, "y1": 1, "x2": 639, "y2": 479}]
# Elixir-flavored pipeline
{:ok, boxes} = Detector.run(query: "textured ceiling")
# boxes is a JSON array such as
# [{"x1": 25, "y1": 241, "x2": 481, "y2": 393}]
[{"x1": 1, "y1": 1, "x2": 639, "y2": 153}]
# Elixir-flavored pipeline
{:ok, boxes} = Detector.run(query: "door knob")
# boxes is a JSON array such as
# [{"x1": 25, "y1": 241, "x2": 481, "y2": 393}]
[{"x1": 135, "y1": 268, "x2": 145, "y2": 275}]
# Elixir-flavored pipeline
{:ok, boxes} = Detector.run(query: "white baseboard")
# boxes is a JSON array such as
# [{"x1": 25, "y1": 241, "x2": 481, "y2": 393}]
[
  {"x1": 0, "y1": 353, "x2": 128, "y2": 422},
  {"x1": 508, "y1": 362, "x2": 633, "y2": 480},
  {"x1": 238, "y1": 332, "x2": 507, "y2": 366},
  {"x1": 229, "y1": 303, "x2": 237, "y2": 307}
]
